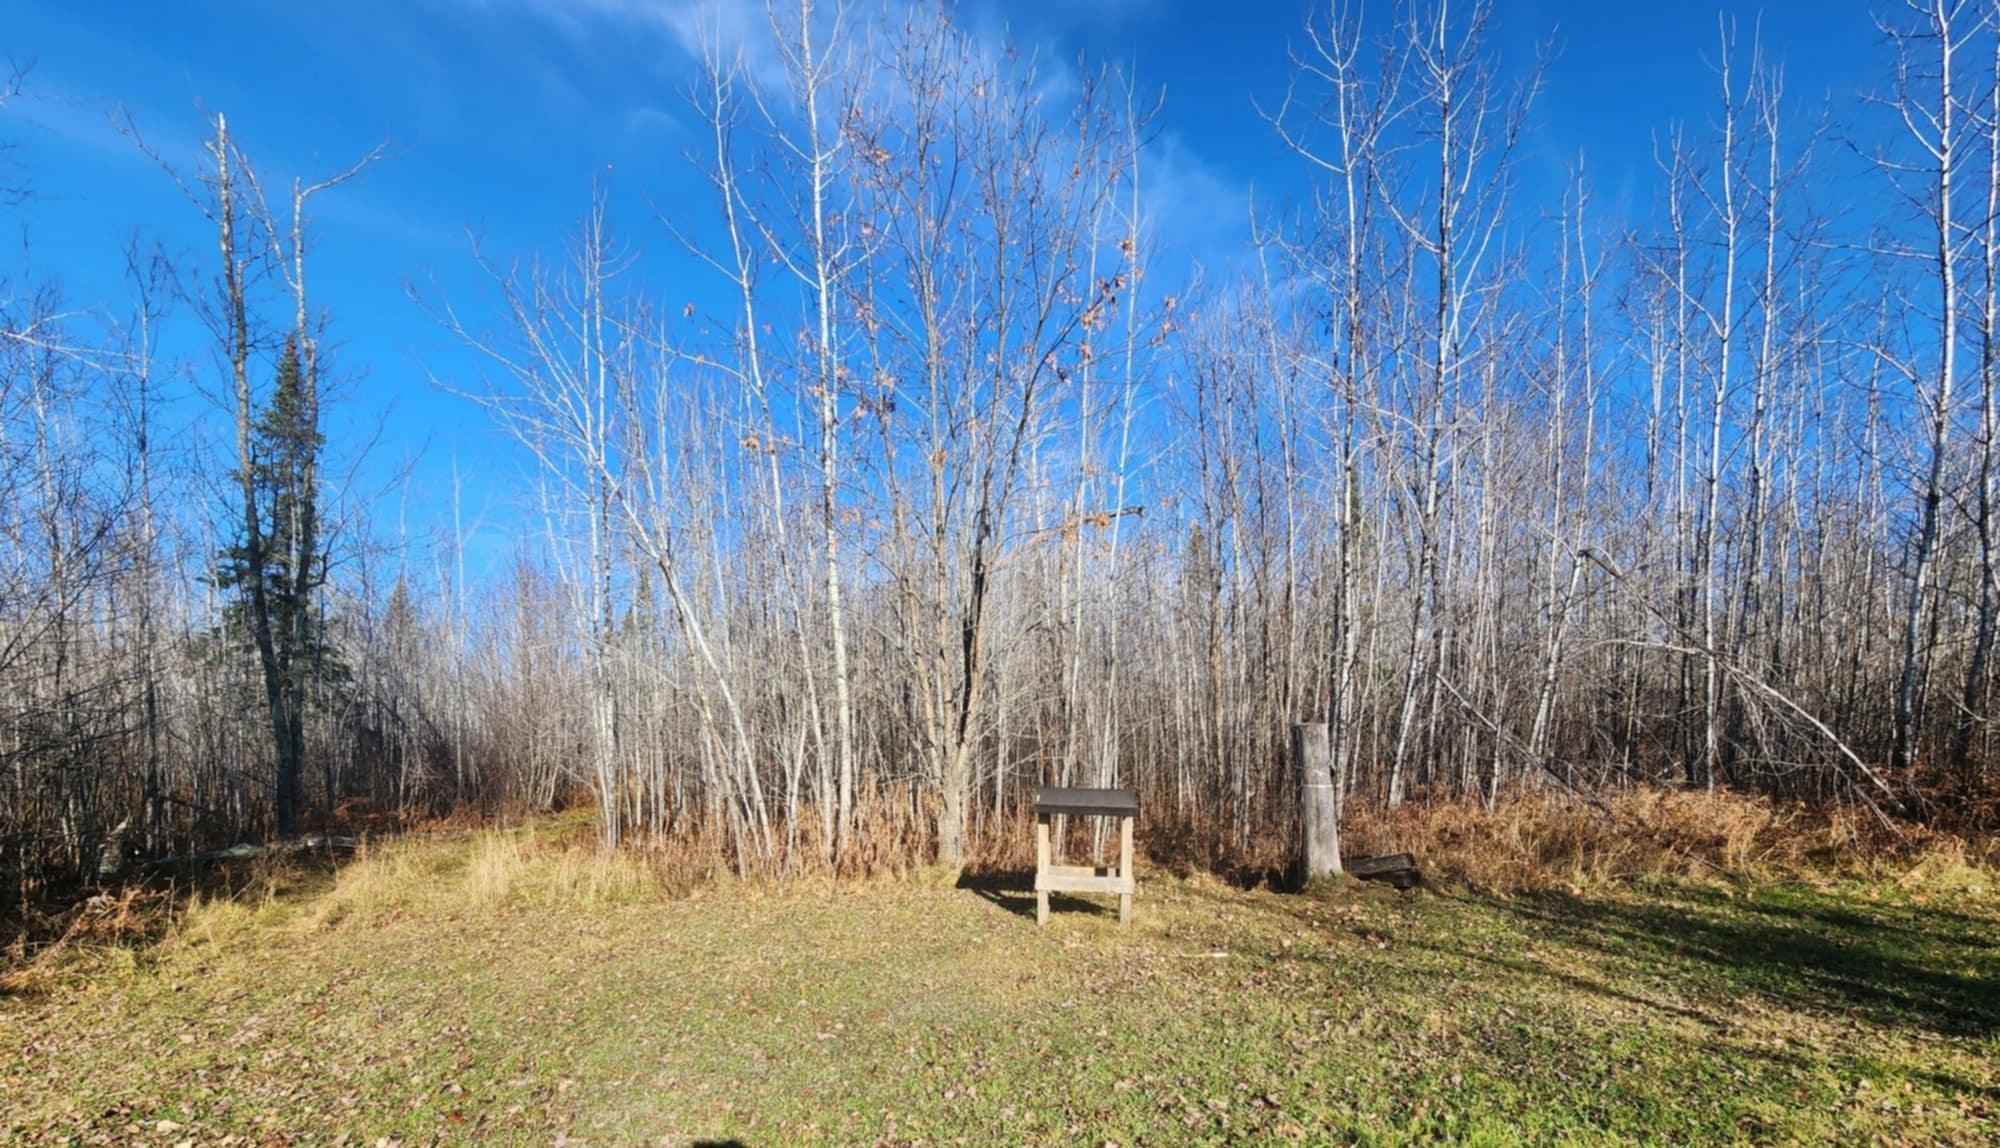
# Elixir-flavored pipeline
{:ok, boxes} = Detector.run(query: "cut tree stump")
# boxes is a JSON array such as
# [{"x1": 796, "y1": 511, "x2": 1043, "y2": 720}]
[{"x1": 1294, "y1": 723, "x2": 1341, "y2": 879}]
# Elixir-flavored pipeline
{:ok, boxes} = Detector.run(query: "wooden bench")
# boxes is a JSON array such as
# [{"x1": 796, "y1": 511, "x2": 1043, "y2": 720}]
[{"x1": 1032, "y1": 786, "x2": 1138, "y2": 926}]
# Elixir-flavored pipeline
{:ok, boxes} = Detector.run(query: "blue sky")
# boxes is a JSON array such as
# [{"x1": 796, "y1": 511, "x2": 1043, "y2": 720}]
[{"x1": 0, "y1": 0, "x2": 1893, "y2": 586}]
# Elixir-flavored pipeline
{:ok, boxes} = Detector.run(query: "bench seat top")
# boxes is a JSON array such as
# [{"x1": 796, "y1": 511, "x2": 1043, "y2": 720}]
[{"x1": 1033, "y1": 786, "x2": 1139, "y2": 817}]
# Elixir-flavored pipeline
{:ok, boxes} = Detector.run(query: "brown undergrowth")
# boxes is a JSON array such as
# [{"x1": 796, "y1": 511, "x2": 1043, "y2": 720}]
[
  {"x1": 1337, "y1": 787, "x2": 1997, "y2": 894},
  {"x1": 7, "y1": 785, "x2": 1991, "y2": 995},
  {"x1": 1087, "y1": 785, "x2": 1998, "y2": 897},
  {"x1": 1, "y1": 848, "x2": 345, "y2": 995}
]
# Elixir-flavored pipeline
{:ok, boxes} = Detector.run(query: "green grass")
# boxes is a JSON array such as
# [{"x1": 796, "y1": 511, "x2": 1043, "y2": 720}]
[{"x1": 3, "y1": 836, "x2": 1996, "y2": 1145}]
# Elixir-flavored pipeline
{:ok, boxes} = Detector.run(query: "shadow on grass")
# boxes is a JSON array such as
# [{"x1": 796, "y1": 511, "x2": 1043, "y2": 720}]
[
  {"x1": 1418, "y1": 938, "x2": 1728, "y2": 1028},
  {"x1": 1482, "y1": 887, "x2": 1999, "y2": 1039},
  {"x1": 953, "y1": 869, "x2": 1114, "y2": 921},
  {"x1": 1141, "y1": 831, "x2": 1292, "y2": 892}
]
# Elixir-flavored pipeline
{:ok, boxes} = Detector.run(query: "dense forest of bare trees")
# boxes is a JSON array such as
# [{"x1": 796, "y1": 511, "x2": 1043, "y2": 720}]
[{"x1": 5, "y1": 1, "x2": 2000, "y2": 904}]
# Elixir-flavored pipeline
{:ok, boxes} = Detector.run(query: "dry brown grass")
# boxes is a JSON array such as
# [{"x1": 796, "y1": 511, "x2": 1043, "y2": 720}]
[
  {"x1": 0, "y1": 887, "x2": 171, "y2": 994},
  {"x1": 1339, "y1": 786, "x2": 1998, "y2": 894},
  {"x1": 9, "y1": 784, "x2": 1992, "y2": 997},
  {"x1": 277, "y1": 827, "x2": 663, "y2": 933}
]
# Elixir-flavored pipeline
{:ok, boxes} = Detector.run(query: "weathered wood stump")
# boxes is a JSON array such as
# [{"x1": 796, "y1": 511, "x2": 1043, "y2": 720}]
[{"x1": 1294, "y1": 722, "x2": 1342, "y2": 879}]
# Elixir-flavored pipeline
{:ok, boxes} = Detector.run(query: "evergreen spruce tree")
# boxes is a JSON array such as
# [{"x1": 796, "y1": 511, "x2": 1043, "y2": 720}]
[{"x1": 216, "y1": 334, "x2": 333, "y2": 835}]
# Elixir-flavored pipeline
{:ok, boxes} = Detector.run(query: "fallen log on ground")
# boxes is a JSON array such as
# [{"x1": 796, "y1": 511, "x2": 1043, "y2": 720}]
[
  {"x1": 1342, "y1": 852, "x2": 1420, "y2": 889},
  {"x1": 139, "y1": 835, "x2": 360, "y2": 871}
]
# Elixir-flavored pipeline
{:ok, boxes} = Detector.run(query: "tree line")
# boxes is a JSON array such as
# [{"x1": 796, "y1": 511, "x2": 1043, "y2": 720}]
[{"x1": 3, "y1": 0, "x2": 1996, "y2": 904}]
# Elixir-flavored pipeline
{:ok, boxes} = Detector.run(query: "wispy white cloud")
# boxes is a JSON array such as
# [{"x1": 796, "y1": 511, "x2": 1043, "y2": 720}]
[
  {"x1": 1142, "y1": 130, "x2": 1251, "y2": 279},
  {"x1": 432, "y1": 0, "x2": 1252, "y2": 276},
  {"x1": 625, "y1": 103, "x2": 683, "y2": 140},
  {"x1": 9, "y1": 83, "x2": 202, "y2": 171},
  {"x1": 439, "y1": 0, "x2": 792, "y2": 91},
  {"x1": 314, "y1": 186, "x2": 463, "y2": 254},
  {"x1": 441, "y1": 0, "x2": 1131, "y2": 100}
]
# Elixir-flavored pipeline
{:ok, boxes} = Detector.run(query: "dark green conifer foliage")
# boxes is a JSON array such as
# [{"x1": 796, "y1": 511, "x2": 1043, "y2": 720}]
[{"x1": 216, "y1": 334, "x2": 334, "y2": 835}]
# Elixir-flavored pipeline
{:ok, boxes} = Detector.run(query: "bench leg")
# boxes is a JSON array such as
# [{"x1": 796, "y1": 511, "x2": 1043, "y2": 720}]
[
  {"x1": 1118, "y1": 814, "x2": 1134, "y2": 925},
  {"x1": 1035, "y1": 814, "x2": 1051, "y2": 927}
]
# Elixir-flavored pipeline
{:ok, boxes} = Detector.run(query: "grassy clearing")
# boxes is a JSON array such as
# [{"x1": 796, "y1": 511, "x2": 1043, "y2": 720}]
[{"x1": 2, "y1": 829, "x2": 1996, "y2": 1146}]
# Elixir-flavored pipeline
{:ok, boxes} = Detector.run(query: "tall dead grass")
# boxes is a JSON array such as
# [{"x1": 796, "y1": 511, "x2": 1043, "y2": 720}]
[
  {"x1": 284, "y1": 829, "x2": 662, "y2": 933},
  {"x1": 142, "y1": 827, "x2": 668, "y2": 956},
  {"x1": 1339, "y1": 787, "x2": 1997, "y2": 894}
]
